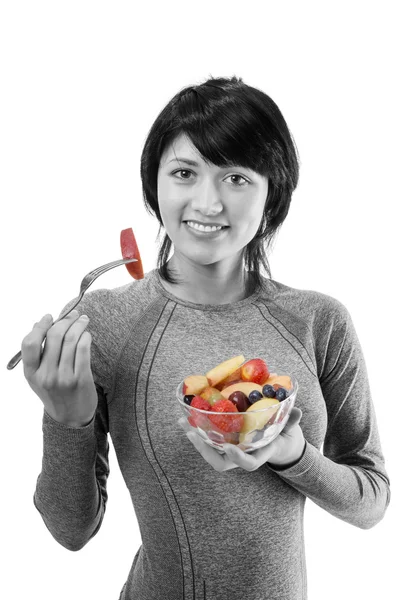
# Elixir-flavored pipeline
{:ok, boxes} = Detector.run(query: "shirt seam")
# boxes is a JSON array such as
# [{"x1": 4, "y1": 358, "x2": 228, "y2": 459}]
[
  {"x1": 107, "y1": 296, "x2": 163, "y2": 407},
  {"x1": 252, "y1": 298, "x2": 318, "y2": 379}
]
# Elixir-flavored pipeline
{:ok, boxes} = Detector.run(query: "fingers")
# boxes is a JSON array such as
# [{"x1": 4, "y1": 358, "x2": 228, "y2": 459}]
[
  {"x1": 21, "y1": 309, "x2": 90, "y2": 380},
  {"x1": 38, "y1": 310, "x2": 84, "y2": 374},
  {"x1": 57, "y1": 314, "x2": 91, "y2": 378},
  {"x1": 283, "y1": 407, "x2": 303, "y2": 432},
  {"x1": 226, "y1": 408, "x2": 304, "y2": 470},
  {"x1": 182, "y1": 408, "x2": 304, "y2": 473},
  {"x1": 186, "y1": 432, "x2": 232, "y2": 472},
  {"x1": 183, "y1": 419, "x2": 266, "y2": 472},
  {"x1": 222, "y1": 409, "x2": 304, "y2": 470},
  {"x1": 74, "y1": 329, "x2": 92, "y2": 377},
  {"x1": 181, "y1": 420, "x2": 239, "y2": 471},
  {"x1": 21, "y1": 313, "x2": 54, "y2": 376},
  {"x1": 223, "y1": 443, "x2": 264, "y2": 471}
]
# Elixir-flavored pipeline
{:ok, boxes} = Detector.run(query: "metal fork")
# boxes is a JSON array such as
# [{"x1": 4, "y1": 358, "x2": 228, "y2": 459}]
[{"x1": 6, "y1": 257, "x2": 138, "y2": 370}]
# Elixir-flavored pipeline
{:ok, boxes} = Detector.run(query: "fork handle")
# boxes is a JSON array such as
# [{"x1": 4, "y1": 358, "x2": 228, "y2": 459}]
[
  {"x1": 6, "y1": 298, "x2": 83, "y2": 371},
  {"x1": 7, "y1": 351, "x2": 23, "y2": 370}
]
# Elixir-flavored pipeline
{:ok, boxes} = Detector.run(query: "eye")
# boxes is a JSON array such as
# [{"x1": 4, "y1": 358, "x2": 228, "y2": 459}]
[
  {"x1": 171, "y1": 169, "x2": 193, "y2": 180},
  {"x1": 226, "y1": 174, "x2": 249, "y2": 186},
  {"x1": 171, "y1": 170, "x2": 250, "y2": 186}
]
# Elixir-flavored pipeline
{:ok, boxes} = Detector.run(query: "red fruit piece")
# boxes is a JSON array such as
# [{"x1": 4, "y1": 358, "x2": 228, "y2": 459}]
[
  {"x1": 188, "y1": 395, "x2": 211, "y2": 427},
  {"x1": 241, "y1": 358, "x2": 270, "y2": 385},
  {"x1": 120, "y1": 227, "x2": 144, "y2": 280},
  {"x1": 208, "y1": 399, "x2": 244, "y2": 433},
  {"x1": 190, "y1": 396, "x2": 211, "y2": 410}
]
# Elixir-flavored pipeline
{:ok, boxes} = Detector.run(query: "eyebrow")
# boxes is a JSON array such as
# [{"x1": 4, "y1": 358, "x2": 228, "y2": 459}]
[
  {"x1": 166, "y1": 156, "x2": 252, "y2": 173},
  {"x1": 167, "y1": 157, "x2": 200, "y2": 166}
]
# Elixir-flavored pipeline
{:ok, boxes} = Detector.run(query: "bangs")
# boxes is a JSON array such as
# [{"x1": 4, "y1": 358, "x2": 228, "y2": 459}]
[{"x1": 161, "y1": 87, "x2": 275, "y2": 177}]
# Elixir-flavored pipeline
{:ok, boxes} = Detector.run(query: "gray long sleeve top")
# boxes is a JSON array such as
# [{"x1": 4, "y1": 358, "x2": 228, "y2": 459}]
[{"x1": 33, "y1": 267, "x2": 391, "y2": 600}]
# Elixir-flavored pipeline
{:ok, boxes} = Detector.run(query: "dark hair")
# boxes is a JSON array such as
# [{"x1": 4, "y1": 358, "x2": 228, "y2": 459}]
[{"x1": 140, "y1": 75, "x2": 300, "y2": 291}]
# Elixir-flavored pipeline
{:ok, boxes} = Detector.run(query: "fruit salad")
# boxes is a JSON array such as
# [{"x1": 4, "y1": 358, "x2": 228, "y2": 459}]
[{"x1": 180, "y1": 355, "x2": 294, "y2": 447}]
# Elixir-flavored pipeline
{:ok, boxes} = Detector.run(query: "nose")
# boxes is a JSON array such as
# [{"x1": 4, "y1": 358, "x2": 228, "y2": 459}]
[{"x1": 191, "y1": 178, "x2": 223, "y2": 216}]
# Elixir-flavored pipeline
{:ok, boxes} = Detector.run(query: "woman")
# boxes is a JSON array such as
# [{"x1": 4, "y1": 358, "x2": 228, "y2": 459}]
[{"x1": 21, "y1": 76, "x2": 390, "y2": 600}]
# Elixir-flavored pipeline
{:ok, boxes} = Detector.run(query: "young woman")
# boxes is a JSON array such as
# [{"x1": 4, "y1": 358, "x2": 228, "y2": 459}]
[{"x1": 21, "y1": 76, "x2": 390, "y2": 600}]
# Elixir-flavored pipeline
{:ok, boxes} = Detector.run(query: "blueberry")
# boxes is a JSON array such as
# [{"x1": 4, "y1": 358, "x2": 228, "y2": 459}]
[
  {"x1": 275, "y1": 387, "x2": 288, "y2": 402},
  {"x1": 248, "y1": 390, "x2": 263, "y2": 404},
  {"x1": 183, "y1": 395, "x2": 195, "y2": 406},
  {"x1": 262, "y1": 384, "x2": 276, "y2": 398}
]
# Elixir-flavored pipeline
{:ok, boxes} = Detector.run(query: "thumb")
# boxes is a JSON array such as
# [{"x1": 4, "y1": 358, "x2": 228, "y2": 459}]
[{"x1": 283, "y1": 407, "x2": 303, "y2": 432}]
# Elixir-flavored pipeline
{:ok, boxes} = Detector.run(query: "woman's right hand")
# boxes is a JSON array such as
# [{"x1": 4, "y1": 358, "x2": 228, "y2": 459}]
[{"x1": 21, "y1": 310, "x2": 98, "y2": 428}]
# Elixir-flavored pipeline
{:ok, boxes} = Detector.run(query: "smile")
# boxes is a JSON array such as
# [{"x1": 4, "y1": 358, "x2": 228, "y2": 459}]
[
  {"x1": 186, "y1": 221, "x2": 228, "y2": 232},
  {"x1": 184, "y1": 221, "x2": 229, "y2": 237}
]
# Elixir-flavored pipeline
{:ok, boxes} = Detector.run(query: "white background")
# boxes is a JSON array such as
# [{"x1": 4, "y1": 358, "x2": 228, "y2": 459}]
[{"x1": 1, "y1": 1, "x2": 398, "y2": 599}]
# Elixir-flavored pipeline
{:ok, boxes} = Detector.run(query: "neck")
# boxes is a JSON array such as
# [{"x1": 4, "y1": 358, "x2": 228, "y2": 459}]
[{"x1": 163, "y1": 257, "x2": 255, "y2": 305}]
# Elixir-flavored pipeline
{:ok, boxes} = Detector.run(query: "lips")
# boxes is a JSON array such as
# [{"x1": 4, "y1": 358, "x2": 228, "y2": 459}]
[
  {"x1": 184, "y1": 221, "x2": 229, "y2": 228},
  {"x1": 184, "y1": 222, "x2": 229, "y2": 239}
]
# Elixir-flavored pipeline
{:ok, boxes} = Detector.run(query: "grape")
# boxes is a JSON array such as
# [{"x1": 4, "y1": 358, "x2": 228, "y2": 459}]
[{"x1": 228, "y1": 391, "x2": 251, "y2": 412}]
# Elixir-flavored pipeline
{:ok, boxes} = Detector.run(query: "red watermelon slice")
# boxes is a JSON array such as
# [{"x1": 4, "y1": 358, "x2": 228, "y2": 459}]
[{"x1": 120, "y1": 228, "x2": 144, "y2": 279}]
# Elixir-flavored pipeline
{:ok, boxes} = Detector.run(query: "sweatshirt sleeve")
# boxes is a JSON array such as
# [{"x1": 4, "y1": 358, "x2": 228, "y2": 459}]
[
  {"x1": 267, "y1": 296, "x2": 391, "y2": 530},
  {"x1": 33, "y1": 293, "x2": 111, "y2": 551}
]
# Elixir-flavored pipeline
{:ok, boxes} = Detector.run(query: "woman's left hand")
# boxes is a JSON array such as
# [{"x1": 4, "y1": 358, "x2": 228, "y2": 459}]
[{"x1": 178, "y1": 407, "x2": 306, "y2": 473}]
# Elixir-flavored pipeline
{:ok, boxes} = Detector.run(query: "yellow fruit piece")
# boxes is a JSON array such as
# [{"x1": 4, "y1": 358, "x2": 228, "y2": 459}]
[
  {"x1": 219, "y1": 381, "x2": 263, "y2": 399},
  {"x1": 206, "y1": 355, "x2": 245, "y2": 387},
  {"x1": 240, "y1": 397, "x2": 280, "y2": 435},
  {"x1": 182, "y1": 375, "x2": 209, "y2": 396}
]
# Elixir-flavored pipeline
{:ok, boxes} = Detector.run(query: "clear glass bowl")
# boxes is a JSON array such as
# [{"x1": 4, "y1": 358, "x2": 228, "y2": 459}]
[{"x1": 176, "y1": 375, "x2": 298, "y2": 454}]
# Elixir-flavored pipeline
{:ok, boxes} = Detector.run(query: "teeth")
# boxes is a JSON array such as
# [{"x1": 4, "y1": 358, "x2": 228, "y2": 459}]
[{"x1": 187, "y1": 221, "x2": 223, "y2": 232}]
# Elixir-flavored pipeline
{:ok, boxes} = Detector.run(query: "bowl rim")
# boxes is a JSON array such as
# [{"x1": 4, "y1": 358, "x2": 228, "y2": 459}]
[{"x1": 176, "y1": 375, "x2": 298, "y2": 414}]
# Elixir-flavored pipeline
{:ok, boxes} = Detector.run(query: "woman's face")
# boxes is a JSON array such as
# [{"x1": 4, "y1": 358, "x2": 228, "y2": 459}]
[{"x1": 157, "y1": 133, "x2": 269, "y2": 266}]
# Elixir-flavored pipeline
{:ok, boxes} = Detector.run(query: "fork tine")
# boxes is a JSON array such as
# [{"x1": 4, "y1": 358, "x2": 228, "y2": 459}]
[
  {"x1": 88, "y1": 258, "x2": 137, "y2": 278},
  {"x1": 71, "y1": 258, "x2": 138, "y2": 307}
]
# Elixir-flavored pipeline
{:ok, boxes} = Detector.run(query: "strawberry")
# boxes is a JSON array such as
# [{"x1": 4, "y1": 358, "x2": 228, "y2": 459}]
[
  {"x1": 208, "y1": 399, "x2": 244, "y2": 433},
  {"x1": 188, "y1": 395, "x2": 211, "y2": 427}
]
